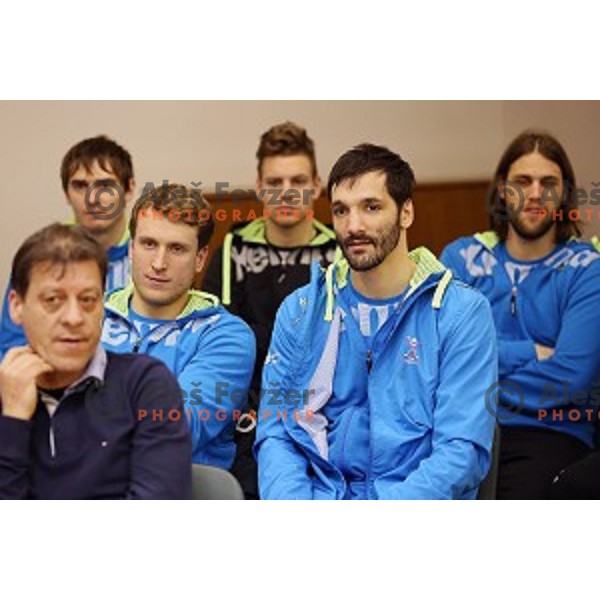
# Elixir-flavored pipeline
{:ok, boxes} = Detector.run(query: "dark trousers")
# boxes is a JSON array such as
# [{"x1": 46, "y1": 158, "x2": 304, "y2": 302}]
[
  {"x1": 550, "y1": 451, "x2": 600, "y2": 499},
  {"x1": 497, "y1": 426, "x2": 591, "y2": 499},
  {"x1": 229, "y1": 427, "x2": 259, "y2": 500}
]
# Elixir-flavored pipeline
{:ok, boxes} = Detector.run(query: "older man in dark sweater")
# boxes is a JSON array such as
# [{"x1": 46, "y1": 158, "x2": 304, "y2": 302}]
[{"x1": 0, "y1": 223, "x2": 192, "y2": 499}]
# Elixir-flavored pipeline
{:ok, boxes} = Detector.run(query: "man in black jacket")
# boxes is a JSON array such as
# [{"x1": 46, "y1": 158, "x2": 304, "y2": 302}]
[
  {"x1": 203, "y1": 122, "x2": 337, "y2": 498},
  {"x1": 0, "y1": 223, "x2": 192, "y2": 499}
]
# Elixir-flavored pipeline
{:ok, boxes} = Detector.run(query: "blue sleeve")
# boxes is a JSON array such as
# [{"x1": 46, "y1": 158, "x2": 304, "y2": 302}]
[
  {"x1": 0, "y1": 284, "x2": 27, "y2": 361},
  {"x1": 380, "y1": 289, "x2": 497, "y2": 499},
  {"x1": 179, "y1": 315, "x2": 256, "y2": 462},
  {"x1": 498, "y1": 339, "x2": 536, "y2": 378},
  {"x1": 127, "y1": 360, "x2": 192, "y2": 499},
  {"x1": 503, "y1": 262, "x2": 600, "y2": 411},
  {"x1": 255, "y1": 296, "x2": 316, "y2": 499}
]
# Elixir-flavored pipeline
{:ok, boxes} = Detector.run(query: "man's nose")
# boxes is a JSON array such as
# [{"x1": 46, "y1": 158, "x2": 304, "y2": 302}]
[
  {"x1": 86, "y1": 181, "x2": 107, "y2": 205},
  {"x1": 60, "y1": 297, "x2": 85, "y2": 327},
  {"x1": 281, "y1": 183, "x2": 299, "y2": 205},
  {"x1": 528, "y1": 180, "x2": 543, "y2": 202},
  {"x1": 346, "y1": 209, "x2": 366, "y2": 235},
  {"x1": 151, "y1": 247, "x2": 168, "y2": 271},
  {"x1": 87, "y1": 182, "x2": 116, "y2": 208}
]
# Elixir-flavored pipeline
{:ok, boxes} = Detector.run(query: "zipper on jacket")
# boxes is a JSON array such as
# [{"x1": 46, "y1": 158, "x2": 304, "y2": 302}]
[
  {"x1": 276, "y1": 249, "x2": 289, "y2": 284},
  {"x1": 510, "y1": 270, "x2": 520, "y2": 316},
  {"x1": 49, "y1": 424, "x2": 56, "y2": 458},
  {"x1": 131, "y1": 331, "x2": 145, "y2": 353},
  {"x1": 42, "y1": 394, "x2": 60, "y2": 459},
  {"x1": 114, "y1": 315, "x2": 178, "y2": 354},
  {"x1": 277, "y1": 265, "x2": 287, "y2": 284},
  {"x1": 366, "y1": 350, "x2": 373, "y2": 373}
]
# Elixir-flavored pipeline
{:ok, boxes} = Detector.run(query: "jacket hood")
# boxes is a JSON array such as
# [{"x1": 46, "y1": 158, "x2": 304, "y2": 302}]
[
  {"x1": 105, "y1": 284, "x2": 220, "y2": 321},
  {"x1": 473, "y1": 230, "x2": 587, "y2": 253},
  {"x1": 220, "y1": 217, "x2": 337, "y2": 305},
  {"x1": 473, "y1": 231, "x2": 501, "y2": 251},
  {"x1": 323, "y1": 246, "x2": 453, "y2": 321},
  {"x1": 231, "y1": 217, "x2": 336, "y2": 246}
]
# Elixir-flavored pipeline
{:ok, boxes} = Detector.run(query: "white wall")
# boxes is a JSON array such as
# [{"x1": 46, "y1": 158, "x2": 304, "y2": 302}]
[
  {"x1": 1, "y1": 100, "x2": 598, "y2": 290},
  {"x1": 502, "y1": 101, "x2": 600, "y2": 240}
]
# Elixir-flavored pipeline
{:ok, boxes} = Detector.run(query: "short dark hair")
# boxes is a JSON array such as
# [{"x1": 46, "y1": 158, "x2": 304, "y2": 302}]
[
  {"x1": 61, "y1": 135, "x2": 134, "y2": 193},
  {"x1": 491, "y1": 130, "x2": 581, "y2": 242},
  {"x1": 11, "y1": 223, "x2": 108, "y2": 297},
  {"x1": 327, "y1": 143, "x2": 415, "y2": 206},
  {"x1": 256, "y1": 121, "x2": 317, "y2": 177},
  {"x1": 129, "y1": 183, "x2": 215, "y2": 249}
]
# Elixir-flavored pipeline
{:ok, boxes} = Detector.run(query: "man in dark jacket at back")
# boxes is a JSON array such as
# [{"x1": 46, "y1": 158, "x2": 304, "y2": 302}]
[
  {"x1": 0, "y1": 223, "x2": 192, "y2": 499},
  {"x1": 203, "y1": 122, "x2": 337, "y2": 498}
]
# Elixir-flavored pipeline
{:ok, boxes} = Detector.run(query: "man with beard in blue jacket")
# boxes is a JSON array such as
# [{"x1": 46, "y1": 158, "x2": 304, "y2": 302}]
[
  {"x1": 441, "y1": 130, "x2": 600, "y2": 499},
  {"x1": 102, "y1": 184, "x2": 256, "y2": 469},
  {"x1": 255, "y1": 144, "x2": 498, "y2": 499}
]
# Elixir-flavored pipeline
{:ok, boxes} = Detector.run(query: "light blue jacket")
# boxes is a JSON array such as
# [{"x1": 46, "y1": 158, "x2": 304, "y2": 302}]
[
  {"x1": 255, "y1": 248, "x2": 497, "y2": 499},
  {"x1": 102, "y1": 286, "x2": 256, "y2": 468},
  {"x1": 441, "y1": 232, "x2": 600, "y2": 447}
]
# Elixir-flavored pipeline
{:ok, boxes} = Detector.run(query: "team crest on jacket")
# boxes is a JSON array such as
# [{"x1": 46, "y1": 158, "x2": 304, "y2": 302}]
[{"x1": 403, "y1": 336, "x2": 420, "y2": 364}]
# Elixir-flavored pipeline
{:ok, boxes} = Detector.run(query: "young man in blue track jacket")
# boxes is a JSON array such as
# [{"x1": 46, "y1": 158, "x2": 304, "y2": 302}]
[
  {"x1": 0, "y1": 135, "x2": 135, "y2": 359},
  {"x1": 441, "y1": 130, "x2": 600, "y2": 499},
  {"x1": 102, "y1": 184, "x2": 256, "y2": 469},
  {"x1": 255, "y1": 144, "x2": 498, "y2": 500},
  {"x1": 0, "y1": 224, "x2": 191, "y2": 499}
]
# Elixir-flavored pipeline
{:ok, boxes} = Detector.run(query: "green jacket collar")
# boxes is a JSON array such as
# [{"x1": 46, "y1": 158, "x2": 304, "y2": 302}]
[
  {"x1": 324, "y1": 246, "x2": 452, "y2": 320},
  {"x1": 105, "y1": 284, "x2": 220, "y2": 320},
  {"x1": 236, "y1": 218, "x2": 335, "y2": 246}
]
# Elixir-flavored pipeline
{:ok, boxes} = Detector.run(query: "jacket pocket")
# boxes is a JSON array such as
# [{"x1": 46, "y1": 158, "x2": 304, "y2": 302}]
[{"x1": 328, "y1": 405, "x2": 369, "y2": 478}]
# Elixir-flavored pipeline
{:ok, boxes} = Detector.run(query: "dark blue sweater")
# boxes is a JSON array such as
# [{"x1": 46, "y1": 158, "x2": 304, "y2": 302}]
[{"x1": 0, "y1": 351, "x2": 192, "y2": 499}]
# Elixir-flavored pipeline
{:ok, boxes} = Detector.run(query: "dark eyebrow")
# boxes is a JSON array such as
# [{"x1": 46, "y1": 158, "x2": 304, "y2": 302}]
[
  {"x1": 138, "y1": 235, "x2": 157, "y2": 244},
  {"x1": 168, "y1": 241, "x2": 191, "y2": 249},
  {"x1": 79, "y1": 287, "x2": 102, "y2": 295},
  {"x1": 70, "y1": 176, "x2": 118, "y2": 186}
]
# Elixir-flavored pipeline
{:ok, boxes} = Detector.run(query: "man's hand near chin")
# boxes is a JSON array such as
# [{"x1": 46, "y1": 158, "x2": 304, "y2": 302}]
[{"x1": 0, "y1": 346, "x2": 54, "y2": 421}]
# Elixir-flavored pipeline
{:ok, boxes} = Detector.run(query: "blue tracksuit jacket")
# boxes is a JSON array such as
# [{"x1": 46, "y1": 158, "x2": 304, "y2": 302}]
[
  {"x1": 255, "y1": 248, "x2": 497, "y2": 499},
  {"x1": 102, "y1": 286, "x2": 256, "y2": 468},
  {"x1": 440, "y1": 231, "x2": 600, "y2": 447}
]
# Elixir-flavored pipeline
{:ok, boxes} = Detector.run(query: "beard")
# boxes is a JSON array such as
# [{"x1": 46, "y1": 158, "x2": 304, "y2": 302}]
[
  {"x1": 509, "y1": 211, "x2": 556, "y2": 241},
  {"x1": 338, "y1": 218, "x2": 401, "y2": 272}
]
